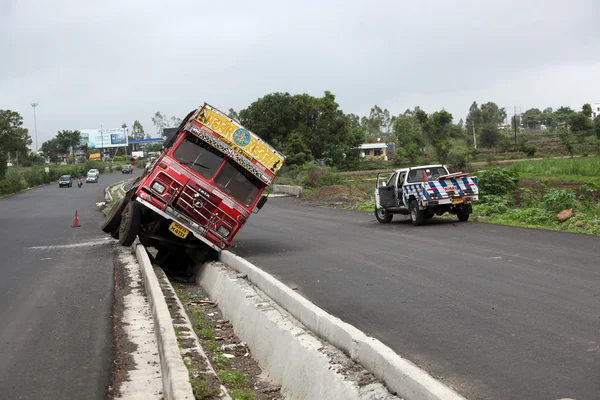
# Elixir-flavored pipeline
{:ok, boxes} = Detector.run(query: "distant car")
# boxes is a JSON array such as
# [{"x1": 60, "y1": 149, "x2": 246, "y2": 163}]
[
  {"x1": 87, "y1": 169, "x2": 100, "y2": 177},
  {"x1": 59, "y1": 175, "x2": 73, "y2": 188},
  {"x1": 121, "y1": 165, "x2": 133, "y2": 174},
  {"x1": 86, "y1": 173, "x2": 98, "y2": 183}
]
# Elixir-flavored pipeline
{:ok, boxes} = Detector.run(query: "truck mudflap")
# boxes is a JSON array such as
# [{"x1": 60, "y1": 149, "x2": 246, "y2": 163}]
[{"x1": 135, "y1": 197, "x2": 223, "y2": 252}]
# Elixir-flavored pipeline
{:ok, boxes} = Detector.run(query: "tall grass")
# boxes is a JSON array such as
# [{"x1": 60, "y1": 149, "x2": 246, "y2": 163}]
[{"x1": 509, "y1": 157, "x2": 600, "y2": 178}]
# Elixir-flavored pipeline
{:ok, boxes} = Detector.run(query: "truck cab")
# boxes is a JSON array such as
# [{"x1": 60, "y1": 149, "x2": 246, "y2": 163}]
[{"x1": 101, "y1": 103, "x2": 285, "y2": 259}]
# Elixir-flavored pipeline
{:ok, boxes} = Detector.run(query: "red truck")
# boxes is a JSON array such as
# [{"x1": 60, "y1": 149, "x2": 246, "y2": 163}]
[{"x1": 101, "y1": 103, "x2": 285, "y2": 264}]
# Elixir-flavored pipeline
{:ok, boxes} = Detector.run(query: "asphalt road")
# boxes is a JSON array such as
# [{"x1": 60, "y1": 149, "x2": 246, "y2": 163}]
[
  {"x1": 0, "y1": 171, "x2": 139, "y2": 400},
  {"x1": 232, "y1": 198, "x2": 600, "y2": 400}
]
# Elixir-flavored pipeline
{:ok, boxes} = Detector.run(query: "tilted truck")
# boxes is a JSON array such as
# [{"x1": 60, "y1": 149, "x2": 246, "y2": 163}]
[
  {"x1": 375, "y1": 164, "x2": 479, "y2": 225},
  {"x1": 101, "y1": 103, "x2": 285, "y2": 261}
]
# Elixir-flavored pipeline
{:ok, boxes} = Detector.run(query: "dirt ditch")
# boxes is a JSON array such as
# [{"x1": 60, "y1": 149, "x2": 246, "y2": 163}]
[{"x1": 156, "y1": 267, "x2": 283, "y2": 400}]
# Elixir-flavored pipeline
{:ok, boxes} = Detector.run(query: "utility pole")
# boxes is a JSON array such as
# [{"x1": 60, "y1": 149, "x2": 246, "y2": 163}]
[
  {"x1": 472, "y1": 125, "x2": 477, "y2": 149},
  {"x1": 514, "y1": 106, "x2": 518, "y2": 146},
  {"x1": 31, "y1": 103, "x2": 39, "y2": 152}
]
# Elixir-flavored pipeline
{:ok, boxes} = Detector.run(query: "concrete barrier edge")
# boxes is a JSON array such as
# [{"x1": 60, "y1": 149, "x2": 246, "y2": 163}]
[
  {"x1": 135, "y1": 243, "x2": 195, "y2": 400},
  {"x1": 220, "y1": 250, "x2": 466, "y2": 400}
]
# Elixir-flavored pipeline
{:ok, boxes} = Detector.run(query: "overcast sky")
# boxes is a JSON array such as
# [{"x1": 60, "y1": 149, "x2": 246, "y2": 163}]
[{"x1": 1, "y1": 0, "x2": 599, "y2": 149}]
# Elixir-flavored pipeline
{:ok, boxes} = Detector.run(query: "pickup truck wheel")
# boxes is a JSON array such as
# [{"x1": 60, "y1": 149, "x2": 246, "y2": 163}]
[
  {"x1": 110, "y1": 228, "x2": 120, "y2": 239},
  {"x1": 375, "y1": 207, "x2": 393, "y2": 223},
  {"x1": 457, "y1": 210, "x2": 470, "y2": 222},
  {"x1": 118, "y1": 201, "x2": 142, "y2": 246},
  {"x1": 101, "y1": 197, "x2": 128, "y2": 233},
  {"x1": 409, "y1": 199, "x2": 425, "y2": 226}
]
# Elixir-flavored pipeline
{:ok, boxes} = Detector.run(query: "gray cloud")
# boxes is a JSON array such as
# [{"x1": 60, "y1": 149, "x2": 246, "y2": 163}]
[{"x1": 1, "y1": 0, "x2": 598, "y2": 147}]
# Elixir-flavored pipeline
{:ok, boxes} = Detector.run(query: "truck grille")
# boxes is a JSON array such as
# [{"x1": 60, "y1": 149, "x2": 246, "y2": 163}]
[{"x1": 175, "y1": 186, "x2": 235, "y2": 235}]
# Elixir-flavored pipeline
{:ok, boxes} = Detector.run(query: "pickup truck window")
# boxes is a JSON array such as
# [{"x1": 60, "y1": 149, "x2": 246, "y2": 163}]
[
  {"x1": 214, "y1": 160, "x2": 261, "y2": 207},
  {"x1": 173, "y1": 134, "x2": 224, "y2": 179},
  {"x1": 407, "y1": 167, "x2": 447, "y2": 183}
]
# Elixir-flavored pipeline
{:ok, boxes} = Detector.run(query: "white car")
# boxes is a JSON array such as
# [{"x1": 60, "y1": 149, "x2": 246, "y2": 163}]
[
  {"x1": 87, "y1": 169, "x2": 100, "y2": 177},
  {"x1": 86, "y1": 173, "x2": 98, "y2": 183}
]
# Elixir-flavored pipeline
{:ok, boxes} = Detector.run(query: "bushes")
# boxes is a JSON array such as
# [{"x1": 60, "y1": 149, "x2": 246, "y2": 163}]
[
  {"x1": 476, "y1": 167, "x2": 519, "y2": 196},
  {"x1": 0, "y1": 169, "x2": 25, "y2": 195},
  {"x1": 542, "y1": 188, "x2": 576, "y2": 212},
  {"x1": 0, "y1": 161, "x2": 109, "y2": 196}
]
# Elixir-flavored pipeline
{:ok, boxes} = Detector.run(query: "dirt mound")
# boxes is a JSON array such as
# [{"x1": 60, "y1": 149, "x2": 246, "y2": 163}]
[{"x1": 304, "y1": 185, "x2": 371, "y2": 206}]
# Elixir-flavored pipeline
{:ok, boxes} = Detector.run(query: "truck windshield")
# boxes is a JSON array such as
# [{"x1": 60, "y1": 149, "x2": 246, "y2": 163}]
[
  {"x1": 214, "y1": 160, "x2": 262, "y2": 207},
  {"x1": 173, "y1": 134, "x2": 224, "y2": 179},
  {"x1": 406, "y1": 167, "x2": 448, "y2": 183}
]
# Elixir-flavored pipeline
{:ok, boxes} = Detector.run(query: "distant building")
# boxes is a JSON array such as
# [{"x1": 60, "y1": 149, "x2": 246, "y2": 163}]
[
  {"x1": 358, "y1": 143, "x2": 389, "y2": 160},
  {"x1": 592, "y1": 103, "x2": 600, "y2": 120}
]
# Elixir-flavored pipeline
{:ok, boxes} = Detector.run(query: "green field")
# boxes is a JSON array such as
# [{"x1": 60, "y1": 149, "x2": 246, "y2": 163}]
[{"x1": 509, "y1": 157, "x2": 600, "y2": 183}]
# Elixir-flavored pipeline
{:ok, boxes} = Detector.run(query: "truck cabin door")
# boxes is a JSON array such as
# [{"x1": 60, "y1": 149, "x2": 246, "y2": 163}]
[
  {"x1": 396, "y1": 172, "x2": 406, "y2": 207},
  {"x1": 378, "y1": 172, "x2": 397, "y2": 209}
]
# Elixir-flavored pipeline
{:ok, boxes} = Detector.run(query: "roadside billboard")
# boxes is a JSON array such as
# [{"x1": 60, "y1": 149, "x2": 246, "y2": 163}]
[{"x1": 79, "y1": 128, "x2": 128, "y2": 149}]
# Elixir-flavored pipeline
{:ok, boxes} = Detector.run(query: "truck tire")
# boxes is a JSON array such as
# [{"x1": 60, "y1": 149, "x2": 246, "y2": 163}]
[
  {"x1": 409, "y1": 199, "x2": 425, "y2": 226},
  {"x1": 457, "y1": 210, "x2": 470, "y2": 222},
  {"x1": 101, "y1": 197, "x2": 128, "y2": 233},
  {"x1": 118, "y1": 201, "x2": 142, "y2": 246},
  {"x1": 375, "y1": 206, "x2": 393, "y2": 223}
]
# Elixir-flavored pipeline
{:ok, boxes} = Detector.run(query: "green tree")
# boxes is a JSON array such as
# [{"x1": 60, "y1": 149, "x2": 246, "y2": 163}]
[
  {"x1": 390, "y1": 113, "x2": 425, "y2": 152},
  {"x1": 418, "y1": 109, "x2": 454, "y2": 164},
  {"x1": 582, "y1": 103, "x2": 592, "y2": 118},
  {"x1": 522, "y1": 108, "x2": 542, "y2": 129},
  {"x1": 152, "y1": 112, "x2": 169, "y2": 137},
  {"x1": 227, "y1": 108, "x2": 240, "y2": 121},
  {"x1": 595, "y1": 117, "x2": 600, "y2": 139},
  {"x1": 239, "y1": 91, "x2": 361, "y2": 168},
  {"x1": 40, "y1": 138, "x2": 62, "y2": 164},
  {"x1": 480, "y1": 123, "x2": 501, "y2": 149},
  {"x1": 0, "y1": 110, "x2": 32, "y2": 179},
  {"x1": 361, "y1": 105, "x2": 393, "y2": 142},
  {"x1": 132, "y1": 120, "x2": 145, "y2": 139},
  {"x1": 55, "y1": 130, "x2": 81, "y2": 164},
  {"x1": 465, "y1": 101, "x2": 482, "y2": 140},
  {"x1": 554, "y1": 106, "x2": 575, "y2": 123},
  {"x1": 284, "y1": 132, "x2": 313, "y2": 167},
  {"x1": 558, "y1": 125, "x2": 576, "y2": 157}
]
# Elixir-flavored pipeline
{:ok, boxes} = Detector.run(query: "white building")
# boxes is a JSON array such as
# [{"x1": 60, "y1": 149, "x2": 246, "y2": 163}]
[{"x1": 592, "y1": 103, "x2": 600, "y2": 120}]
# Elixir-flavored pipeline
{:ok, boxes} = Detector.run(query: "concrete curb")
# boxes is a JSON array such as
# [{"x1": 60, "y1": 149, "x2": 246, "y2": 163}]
[
  {"x1": 135, "y1": 243, "x2": 195, "y2": 400},
  {"x1": 220, "y1": 251, "x2": 466, "y2": 400},
  {"x1": 197, "y1": 261, "x2": 398, "y2": 400},
  {"x1": 272, "y1": 184, "x2": 303, "y2": 197}
]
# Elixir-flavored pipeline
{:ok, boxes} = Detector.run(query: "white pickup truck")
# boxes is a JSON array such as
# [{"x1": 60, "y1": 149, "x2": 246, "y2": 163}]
[{"x1": 374, "y1": 164, "x2": 479, "y2": 225}]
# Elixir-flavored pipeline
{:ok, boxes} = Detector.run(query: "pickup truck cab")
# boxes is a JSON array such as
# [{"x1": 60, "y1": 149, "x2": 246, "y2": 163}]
[{"x1": 375, "y1": 164, "x2": 479, "y2": 225}]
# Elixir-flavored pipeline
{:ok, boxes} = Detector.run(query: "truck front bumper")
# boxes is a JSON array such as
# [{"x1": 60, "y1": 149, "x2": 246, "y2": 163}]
[{"x1": 135, "y1": 197, "x2": 223, "y2": 252}]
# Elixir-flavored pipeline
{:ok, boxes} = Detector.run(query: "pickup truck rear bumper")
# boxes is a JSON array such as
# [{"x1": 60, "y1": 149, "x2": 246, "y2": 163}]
[{"x1": 423, "y1": 195, "x2": 479, "y2": 206}]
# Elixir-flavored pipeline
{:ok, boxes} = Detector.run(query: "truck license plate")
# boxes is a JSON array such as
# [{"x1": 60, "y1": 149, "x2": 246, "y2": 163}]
[
  {"x1": 451, "y1": 197, "x2": 464, "y2": 205},
  {"x1": 169, "y1": 221, "x2": 189, "y2": 239}
]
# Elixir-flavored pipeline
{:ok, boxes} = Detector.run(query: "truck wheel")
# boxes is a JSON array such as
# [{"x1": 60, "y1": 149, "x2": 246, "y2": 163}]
[
  {"x1": 457, "y1": 210, "x2": 470, "y2": 222},
  {"x1": 110, "y1": 228, "x2": 120, "y2": 239},
  {"x1": 118, "y1": 201, "x2": 142, "y2": 246},
  {"x1": 375, "y1": 206, "x2": 393, "y2": 223},
  {"x1": 101, "y1": 197, "x2": 128, "y2": 233},
  {"x1": 409, "y1": 199, "x2": 425, "y2": 226}
]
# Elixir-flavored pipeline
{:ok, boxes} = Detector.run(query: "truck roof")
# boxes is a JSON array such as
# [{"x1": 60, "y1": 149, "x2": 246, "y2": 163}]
[
  {"x1": 387, "y1": 164, "x2": 447, "y2": 174},
  {"x1": 193, "y1": 103, "x2": 285, "y2": 175}
]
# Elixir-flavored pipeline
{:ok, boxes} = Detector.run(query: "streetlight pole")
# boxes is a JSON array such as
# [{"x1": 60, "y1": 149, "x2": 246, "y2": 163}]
[{"x1": 31, "y1": 103, "x2": 39, "y2": 152}]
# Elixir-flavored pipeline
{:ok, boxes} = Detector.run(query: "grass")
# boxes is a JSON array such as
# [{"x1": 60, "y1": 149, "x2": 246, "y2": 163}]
[
  {"x1": 509, "y1": 156, "x2": 600, "y2": 178},
  {"x1": 171, "y1": 283, "x2": 256, "y2": 399}
]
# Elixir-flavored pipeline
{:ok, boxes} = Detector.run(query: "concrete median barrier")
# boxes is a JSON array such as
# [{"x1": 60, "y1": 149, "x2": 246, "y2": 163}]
[{"x1": 219, "y1": 250, "x2": 466, "y2": 400}]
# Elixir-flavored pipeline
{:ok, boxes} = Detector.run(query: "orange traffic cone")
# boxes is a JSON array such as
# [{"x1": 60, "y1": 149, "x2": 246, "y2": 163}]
[{"x1": 72, "y1": 210, "x2": 81, "y2": 227}]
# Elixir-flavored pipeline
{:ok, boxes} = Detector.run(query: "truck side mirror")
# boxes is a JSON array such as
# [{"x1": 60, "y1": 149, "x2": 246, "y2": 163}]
[{"x1": 256, "y1": 195, "x2": 268, "y2": 210}]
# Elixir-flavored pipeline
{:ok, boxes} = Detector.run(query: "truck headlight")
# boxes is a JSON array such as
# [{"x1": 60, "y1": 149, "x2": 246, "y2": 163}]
[
  {"x1": 217, "y1": 225, "x2": 230, "y2": 237},
  {"x1": 152, "y1": 181, "x2": 166, "y2": 194}
]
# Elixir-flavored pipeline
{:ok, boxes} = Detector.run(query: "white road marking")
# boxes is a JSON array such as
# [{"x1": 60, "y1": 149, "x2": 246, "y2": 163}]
[{"x1": 27, "y1": 238, "x2": 111, "y2": 251}]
